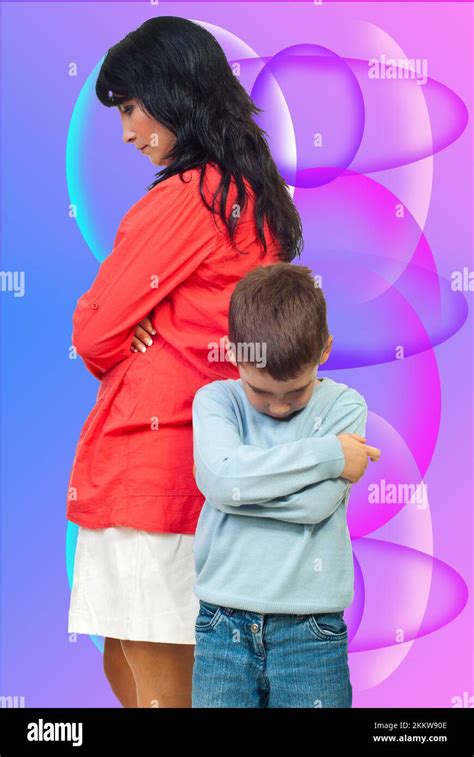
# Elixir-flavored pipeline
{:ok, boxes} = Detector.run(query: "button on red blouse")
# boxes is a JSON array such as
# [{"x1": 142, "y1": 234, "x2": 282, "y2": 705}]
[{"x1": 66, "y1": 162, "x2": 281, "y2": 533}]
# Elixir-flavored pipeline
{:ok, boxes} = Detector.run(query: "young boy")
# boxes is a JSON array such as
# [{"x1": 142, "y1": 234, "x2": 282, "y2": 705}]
[{"x1": 191, "y1": 263, "x2": 380, "y2": 708}]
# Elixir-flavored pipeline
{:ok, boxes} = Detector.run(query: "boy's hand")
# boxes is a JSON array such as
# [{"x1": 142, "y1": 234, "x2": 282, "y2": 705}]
[
  {"x1": 337, "y1": 433, "x2": 381, "y2": 483},
  {"x1": 130, "y1": 314, "x2": 156, "y2": 353}
]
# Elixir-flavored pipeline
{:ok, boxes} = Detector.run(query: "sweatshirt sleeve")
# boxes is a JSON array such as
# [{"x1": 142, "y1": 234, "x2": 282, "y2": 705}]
[
  {"x1": 72, "y1": 180, "x2": 219, "y2": 380},
  {"x1": 209, "y1": 399, "x2": 367, "y2": 524},
  {"x1": 192, "y1": 384, "x2": 347, "y2": 506}
]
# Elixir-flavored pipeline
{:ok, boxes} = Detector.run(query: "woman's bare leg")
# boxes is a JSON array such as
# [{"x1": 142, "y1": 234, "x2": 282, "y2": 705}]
[
  {"x1": 120, "y1": 640, "x2": 195, "y2": 708},
  {"x1": 103, "y1": 636, "x2": 137, "y2": 708}
]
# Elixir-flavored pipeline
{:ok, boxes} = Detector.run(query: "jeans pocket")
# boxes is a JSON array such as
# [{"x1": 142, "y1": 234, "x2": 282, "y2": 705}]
[
  {"x1": 195, "y1": 600, "x2": 223, "y2": 631},
  {"x1": 307, "y1": 612, "x2": 348, "y2": 641}
]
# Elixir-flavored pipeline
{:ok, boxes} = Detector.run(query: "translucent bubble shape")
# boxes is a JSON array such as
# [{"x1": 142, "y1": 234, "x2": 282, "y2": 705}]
[
  {"x1": 245, "y1": 46, "x2": 467, "y2": 186},
  {"x1": 312, "y1": 256, "x2": 468, "y2": 370},
  {"x1": 251, "y1": 44, "x2": 365, "y2": 188},
  {"x1": 66, "y1": 523, "x2": 104, "y2": 653},
  {"x1": 348, "y1": 540, "x2": 468, "y2": 690}
]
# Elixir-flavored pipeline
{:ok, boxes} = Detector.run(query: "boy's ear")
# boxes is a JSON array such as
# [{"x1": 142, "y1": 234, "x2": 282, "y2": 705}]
[
  {"x1": 222, "y1": 334, "x2": 237, "y2": 366},
  {"x1": 319, "y1": 335, "x2": 334, "y2": 366}
]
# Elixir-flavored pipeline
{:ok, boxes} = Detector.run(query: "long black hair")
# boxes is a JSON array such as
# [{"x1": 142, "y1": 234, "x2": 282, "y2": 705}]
[{"x1": 95, "y1": 16, "x2": 303, "y2": 261}]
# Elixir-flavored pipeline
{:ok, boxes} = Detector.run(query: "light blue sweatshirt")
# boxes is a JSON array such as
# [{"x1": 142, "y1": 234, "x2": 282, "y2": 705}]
[{"x1": 192, "y1": 376, "x2": 367, "y2": 614}]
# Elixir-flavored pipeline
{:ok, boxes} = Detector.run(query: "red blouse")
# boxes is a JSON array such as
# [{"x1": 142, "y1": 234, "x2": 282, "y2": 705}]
[{"x1": 66, "y1": 162, "x2": 281, "y2": 533}]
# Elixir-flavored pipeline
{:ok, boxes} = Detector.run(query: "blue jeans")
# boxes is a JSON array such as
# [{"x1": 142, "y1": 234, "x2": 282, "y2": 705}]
[{"x1": 192, "y1": 600, "x2": 352, "y2": 708}]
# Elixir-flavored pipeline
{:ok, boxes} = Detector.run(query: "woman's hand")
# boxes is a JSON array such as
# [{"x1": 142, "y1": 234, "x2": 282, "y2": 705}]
[{"x1": 131, "y1": 315, "x2": 156, "y2": 353}]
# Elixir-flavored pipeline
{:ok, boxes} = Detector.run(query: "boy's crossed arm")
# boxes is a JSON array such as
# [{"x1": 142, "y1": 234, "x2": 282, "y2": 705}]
[{"x1": 192, "y1": 385, "x2": 380, "y2": 526}]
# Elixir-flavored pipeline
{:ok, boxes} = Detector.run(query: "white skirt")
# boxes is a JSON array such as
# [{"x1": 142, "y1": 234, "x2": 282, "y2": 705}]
[{"x1": 68, "y1": 525, "x2": 200, "y2": 644}]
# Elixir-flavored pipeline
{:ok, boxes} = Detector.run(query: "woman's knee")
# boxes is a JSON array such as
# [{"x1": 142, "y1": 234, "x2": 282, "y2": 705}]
[
  {"x1": 119, "y1": 640, "x2": 195, "y2": 707},
  {"x1": 103, "y1": 636, "x2": 128, "y2": 678},
  {"x1": 119, "y1": 640, "x2": 161, "y2": 681},
  {"x1": 120, "y1": 639, "x2": 194, "y2": 673},
  {"x1": 102, "y1": 637, "x2": 137, "y2": 708}
]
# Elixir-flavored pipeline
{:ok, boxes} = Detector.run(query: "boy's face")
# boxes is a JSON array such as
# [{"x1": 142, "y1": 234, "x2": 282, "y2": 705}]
[{"x1": 222, "y1": 335, "x2": 333, "y2": 420}]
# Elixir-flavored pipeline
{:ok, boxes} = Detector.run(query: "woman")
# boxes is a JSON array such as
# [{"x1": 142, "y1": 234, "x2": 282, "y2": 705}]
[{"x1": 67, "y1": 16, "x2": 303, "y2": 708}]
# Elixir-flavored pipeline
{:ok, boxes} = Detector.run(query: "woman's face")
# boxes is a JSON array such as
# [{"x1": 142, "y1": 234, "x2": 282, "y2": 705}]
[{"x1": 117, "y1": 98, "x2": 176, "y2": 166}]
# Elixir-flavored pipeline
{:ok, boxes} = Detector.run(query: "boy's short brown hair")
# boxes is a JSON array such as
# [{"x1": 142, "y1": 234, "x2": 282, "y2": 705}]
[{"x1": 228, "y1": 263, "x2": 330, "y2": 381}]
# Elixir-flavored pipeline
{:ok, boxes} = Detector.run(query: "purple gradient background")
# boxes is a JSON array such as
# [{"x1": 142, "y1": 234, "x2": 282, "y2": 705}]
[{"x1": 1, "y1": 2, "x2": 472, "y2": 708}]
